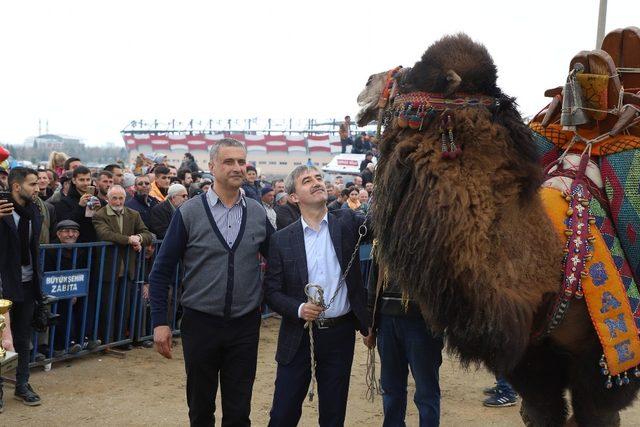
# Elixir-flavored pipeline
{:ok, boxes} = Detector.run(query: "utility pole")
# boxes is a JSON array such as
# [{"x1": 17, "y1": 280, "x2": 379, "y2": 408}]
[{"x1": 596, "y1": 0, "x2": 607, "y2": 48}]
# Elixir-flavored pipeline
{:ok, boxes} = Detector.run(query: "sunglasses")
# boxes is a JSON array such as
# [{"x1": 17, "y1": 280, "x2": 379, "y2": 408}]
[{"x1": 137, "y1": 182, "x2": 151, "y2": 186}]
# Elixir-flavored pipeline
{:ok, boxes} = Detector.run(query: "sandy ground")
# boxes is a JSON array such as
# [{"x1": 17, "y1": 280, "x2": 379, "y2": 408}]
[{"x1": 2, "y1": 317, "x2": 640, "y2": 426}]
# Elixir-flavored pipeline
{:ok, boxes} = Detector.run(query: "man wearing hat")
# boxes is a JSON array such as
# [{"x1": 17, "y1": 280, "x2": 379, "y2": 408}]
[
  {"x1": 275, "y1": 192, "x2": 288, "y2": 207},
  {"x1": 44, "y1": 220, "x2": 88, "y2": 355},
  {"x1": 261, "y1": 186, "x2": 277, "y2": 229}
]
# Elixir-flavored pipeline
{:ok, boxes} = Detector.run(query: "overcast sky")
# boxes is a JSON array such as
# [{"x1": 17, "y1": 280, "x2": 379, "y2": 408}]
[{"x1": 0, "y1": 0, "x2": 634, "y2": 146}]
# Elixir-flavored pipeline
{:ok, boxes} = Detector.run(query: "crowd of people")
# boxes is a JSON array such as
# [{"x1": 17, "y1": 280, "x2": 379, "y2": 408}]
[{"x1": 0, "y1": 137, "x2": 512, "y2": 425}]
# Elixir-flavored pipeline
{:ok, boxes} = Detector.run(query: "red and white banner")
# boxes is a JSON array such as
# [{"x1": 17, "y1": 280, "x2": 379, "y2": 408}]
[{"x1": 122, "y1": 132, "x2": 343, "y2": 155}]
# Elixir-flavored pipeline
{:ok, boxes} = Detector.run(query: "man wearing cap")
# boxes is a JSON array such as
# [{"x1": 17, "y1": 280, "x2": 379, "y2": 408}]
[
  {"x1": 261, "y1": 186, "x2": 277, "y2": 229},
  {"x1": 44, "y1": 220, "x2": 87, "y2": 356},
  {"x1": 275, "y1": 192, "x2": 288, "y2": 207},
  {"x1": 93, "y1": 185, "x2": 153, "y2": 345},
  {"x1": 149, "y1": 184, "x2": 188, "y2": 239}
]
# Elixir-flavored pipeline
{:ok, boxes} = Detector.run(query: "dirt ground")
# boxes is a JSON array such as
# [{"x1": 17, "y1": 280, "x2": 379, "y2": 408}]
[{"x1": 2, "y1": 317, "x2": 640, "y2": 426}]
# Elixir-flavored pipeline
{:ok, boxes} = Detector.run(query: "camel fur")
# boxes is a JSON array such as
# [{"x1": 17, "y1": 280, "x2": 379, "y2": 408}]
[{"x1": 361, "y1": 33, "x2": 640, "y2": 426}]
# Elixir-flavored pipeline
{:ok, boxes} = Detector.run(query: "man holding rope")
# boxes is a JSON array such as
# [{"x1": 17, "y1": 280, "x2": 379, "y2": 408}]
[{"x1": 264, "y1": 165, "x2": 370, "y2": 427}]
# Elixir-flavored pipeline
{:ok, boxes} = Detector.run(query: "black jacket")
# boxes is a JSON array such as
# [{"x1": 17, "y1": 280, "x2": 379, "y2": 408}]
[
  {"x1": 125, "y1": 193, "x2": 159, "y2": 227},
  {"x1": 44, "y1": 238, "x2": 89, "y2": 272},
  {"x1": 274, "y1": 202, "x2": 301, "y2": 230},
  {"x1": 0, "y1": 202, "x2": 44, "y2": 302},
  {"x1": 148, "y1": 199, "x2": 175, "y2": 239},
  {"x1": 264, "y1": 209, "x2": 370, "y2": 364},
  {"x1": 53, "y1": 185, "x2": 97, "y2": 243}
]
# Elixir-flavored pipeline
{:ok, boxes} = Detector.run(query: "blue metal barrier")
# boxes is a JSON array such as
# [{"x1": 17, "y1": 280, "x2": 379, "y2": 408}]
[{"x1": 28, "y1": 241, "x2": 374, "y2": 368}]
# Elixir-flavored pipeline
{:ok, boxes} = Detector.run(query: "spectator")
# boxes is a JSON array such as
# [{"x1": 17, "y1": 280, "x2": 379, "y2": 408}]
[
  {"x1": 152, "y1": 153, "x2": 168, "y2": 166},
  {"x1": 361, "y1": 162, "x2": 375, "y2": 186},
  {"x1": 149, "y1": 165, "x2": 171, "y2": 202},
  {"x1": 54, "y1": 166, "x2": 100, "y2": 242},
  {"x1": 180, "y1": 152, "x2": 199, "y2": 172},
  {"x1": 148, "y1": 184, "x2": 188, "y2": 239},
  {"x1": 353, "y1": 132, "x2": 366, "y2": 154},
  {"x1": 167, "y1": 165, "x2": 178, "y2": 178},
  {"x1": 275, "y1": 192, "x2": 288, "y2": 206},
  {"x1": 365, "y1": 182, "x2": 374, "y2": 195},
  {"x1": 92, "y1": 185, "x2": 153, "y2": 345},
  {"x1": 274, "y1": 197, "x2": 301, "y2": 230},
  {"x1": 125, "y1": 175, "x2": 159, "y2": 226},
  {"x1": 0, "y1": 167, "x2": 44, "y2": 408},
  {"x1": 344, "y1": 187, "x2": 363, "y2": 212},
  {"x1": 353, "y1": 175, "x2": 364, "y2": 188},
  {"x1": 63, "y1": 157, "x2": 82, "y2": 172},
  {"x1": 177, "y1": 167, "x2": 193, "y2": 190},
  {"x1": 334, "y1": 175, "x2": 344, "y2": 186},
  {"x1": 95, "y1": 170, "x2": 114, "y2": 207},
  {"x1": 47, "y1": 171, "x2": 72, "y2": 205},
  {"x1": 325, "y1": 183, "x2": 337, "y2": 204},
  {"x1": 103, "y1": 164, "x2": 124, "y2": 186},
  {"x1": 188, "y1": 182, "x2": 204, "y2": 198},
  {"x1": 273, "y1": 179, "x2": 285, "y2": 194},
  {"x1": 339, "y1": 115, "x2": 353, "y2": 153},
  {"x1": 37, "y1": 169, "x2": 54, "y2": 200},
  {"x1": 359, "y1": 152, "x2": 374, "y2": 172},
  {"x1": 48, "y1": 151, "x2": 69, "y2": 177},
  {"x1": 363, "y1": 134, "x2": 373, "y2": 152},
  {"x1": 261, "y1": 186, "x2": 277, "y2": 229},
  {"x1": 191, "y1": 171, "x2": 202, "y2": 184},
  {"x1": 34, "y1": 181, "x2": 57, "y2": 244},
  {"x1": 200, "y1": 179, "x2": 212, "y2": 193},
  {"x1": 328, "y1": 188, "x2": 350, "y2": 212},
  {"x1": 242, "y1": 165, "x2": 262, "y2": 202},
  {"x1": 44, "y1": 220, "x2": 86, "y2": 356},
  {"x1": 122, "y1": 172, "x2": 136, "y2": 199},
  {"x1": 358, "y1": 189, "x2": 370, "y2": 215},
  {"x1": 0, "y1": 166, "x2": 8, "y2": 190},
  {"x1": 46, "y1": 169, "x2": 59, "y2": 192}
]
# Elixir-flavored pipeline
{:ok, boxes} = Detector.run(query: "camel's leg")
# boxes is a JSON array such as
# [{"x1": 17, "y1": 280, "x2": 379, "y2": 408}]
[
  {"x1": 507, "y1": 341, "x2": 569, "y2": 427},
  {"x1": 567, "y1": 343, "x2": 638, "y2": 427}
]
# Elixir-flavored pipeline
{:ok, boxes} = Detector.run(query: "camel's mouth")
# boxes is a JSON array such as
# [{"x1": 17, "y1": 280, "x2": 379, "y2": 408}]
[{"x1": 356, "y1": 101, "x2": 379, "y2": 127}]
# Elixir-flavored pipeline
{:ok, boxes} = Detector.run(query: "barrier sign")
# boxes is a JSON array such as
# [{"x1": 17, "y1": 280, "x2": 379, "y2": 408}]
[{"x1": 42, "y1": 269, "x2": 89, "y2": 298}]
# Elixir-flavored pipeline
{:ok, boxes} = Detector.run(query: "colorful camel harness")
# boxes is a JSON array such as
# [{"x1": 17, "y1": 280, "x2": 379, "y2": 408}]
[{"x1": 375, "y1": 68, "x2": 640, "y2": 388}]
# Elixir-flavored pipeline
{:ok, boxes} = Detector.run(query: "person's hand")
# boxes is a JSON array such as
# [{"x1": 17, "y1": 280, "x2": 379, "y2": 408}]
[
  {"x1": 142, "y1": 283, "x2": 150, "y2": 301},
  {"x1": 0, "y1": 199, "x2": 14, "y2": 218},
  {"x1": 1, "y1": 312, "x2": 14, "y2": 351},
  {"x1": 300, "y1": 303, "x2": 323, "y2": 322},
  {"x1": 78, "y1": 193, "x2": 92, "y2": 207},
  {"x1": 128, "y1": 234, "x2": 142, "y2": 246},
  {"x1": 363, "y1": 327, "x2": 376, "y2": 349},
  {"x1": 153, "y1": 325, "x2": 173, "y2": 359}
]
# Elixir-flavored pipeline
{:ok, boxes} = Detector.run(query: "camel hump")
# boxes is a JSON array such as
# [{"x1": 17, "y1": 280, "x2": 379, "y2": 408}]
[{"x1": 601, "y1": 26, "x2": 640, "y2": 91}]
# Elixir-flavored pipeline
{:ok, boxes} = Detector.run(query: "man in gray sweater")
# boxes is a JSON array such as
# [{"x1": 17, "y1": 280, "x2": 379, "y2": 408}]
[{"x1": 149, "y1": 138, "x2": 274, "y2": 426}]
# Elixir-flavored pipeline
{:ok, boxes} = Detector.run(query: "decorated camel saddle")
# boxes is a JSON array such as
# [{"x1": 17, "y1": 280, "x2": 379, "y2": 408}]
[{"x1": 530, "y1": 26, "x2": 640, "y2": 385}]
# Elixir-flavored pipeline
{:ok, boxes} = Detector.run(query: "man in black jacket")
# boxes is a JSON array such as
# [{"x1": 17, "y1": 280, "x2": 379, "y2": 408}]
[
  {"x1": 264, "y1": 165, "x2": 371, "y2": 426},
  {"x1": 125, "y1": 175, "x2": 159, "y2": 226},
  {"x1": 274, "y1": 200, "x2": 301, "y2": 230},
  {"x1": 0, "y1": 167, "x2": 45, "y2": 409},
  {"x1": 53, "y1": 166, "x2": 100, "y2": 242},
  {"x1": 148, "y1": 184, "x2": 187, "y2": 239}
]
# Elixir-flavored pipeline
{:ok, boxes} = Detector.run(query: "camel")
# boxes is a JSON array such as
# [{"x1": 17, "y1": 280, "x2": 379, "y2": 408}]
[{"x1": 358, "y1": 33, "x2": 640, "y2": 426}]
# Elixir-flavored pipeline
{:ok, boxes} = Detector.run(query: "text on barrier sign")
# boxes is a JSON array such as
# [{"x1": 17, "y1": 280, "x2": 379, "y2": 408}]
[{"x1": 42, "y1": 269, "x2": 90, "y2": 298}]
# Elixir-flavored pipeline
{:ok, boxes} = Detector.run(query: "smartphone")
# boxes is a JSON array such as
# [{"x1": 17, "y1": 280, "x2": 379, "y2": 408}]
[
  {"x1": 0, "y1": 190, "x2": 10, "y2": 201},
  {"x1": 85, "y1": 185, "x2": 96, "y2": 196}
]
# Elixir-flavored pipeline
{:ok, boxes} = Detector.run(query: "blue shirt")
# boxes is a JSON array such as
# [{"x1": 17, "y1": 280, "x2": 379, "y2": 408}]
[
  {"x1": 206, "y1": 187, "x2": 246, "y2": 248},
  {"x1": 298, "y1": 213, "x2": 350, "y2": 319}
]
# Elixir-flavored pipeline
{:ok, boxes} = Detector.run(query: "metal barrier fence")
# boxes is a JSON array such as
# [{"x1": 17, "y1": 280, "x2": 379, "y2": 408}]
[{"x1": 28, "y1": 241, "x2": 373, "y2": 369}]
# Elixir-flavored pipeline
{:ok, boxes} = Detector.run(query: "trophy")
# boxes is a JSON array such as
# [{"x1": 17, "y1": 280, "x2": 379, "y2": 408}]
[{"x1": 0, "y1": 299, "x2": 19, "y2": 376}]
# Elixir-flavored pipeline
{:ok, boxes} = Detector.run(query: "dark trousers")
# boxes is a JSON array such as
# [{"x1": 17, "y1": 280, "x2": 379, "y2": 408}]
[
  {"x1": 269, "y1": 319, "x2": 356, "y2": 427},
  {"x1": 377, "y1": 314, "x2": 444, "y2": 427},
  {"x1": 53, "y1": 298, "x2": 83, "y2": 350},
  {"x1": 98, "y1": 277, "x2": 131, "y2": 343},
  {"x1": 9, "y1": 282, "x2": 37, "y2": 386},
  {"x1": 340, "y1": 137, "x2": 352, "y2": 154},
  {"x1": 181, "y1": 307, "x2": 261, "y2": 427}
]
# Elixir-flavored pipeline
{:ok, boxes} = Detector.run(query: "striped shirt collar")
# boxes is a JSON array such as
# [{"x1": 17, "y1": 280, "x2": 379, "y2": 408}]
[{"x1": 207, "y1": 187, "x2": 246, "y2": 208}]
